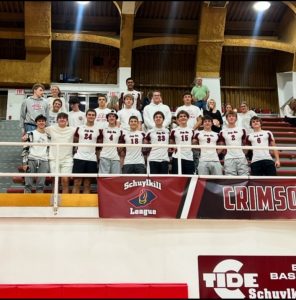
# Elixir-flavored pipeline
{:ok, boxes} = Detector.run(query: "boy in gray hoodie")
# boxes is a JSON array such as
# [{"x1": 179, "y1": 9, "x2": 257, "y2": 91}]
[{"x1": 20, "y1": 83, "x2": 49, "y2": 135}]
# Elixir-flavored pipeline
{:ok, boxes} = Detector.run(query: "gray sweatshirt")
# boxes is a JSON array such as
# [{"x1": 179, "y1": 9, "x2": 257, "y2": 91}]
[{"x1": 19, "y1": 96, "x2": 49, "y2": 129}]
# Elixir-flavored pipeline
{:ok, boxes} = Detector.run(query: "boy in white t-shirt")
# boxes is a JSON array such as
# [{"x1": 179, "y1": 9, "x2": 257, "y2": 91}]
[
  {"x1": 68, "y1": 97, "x2": 86, "y2": 127},
  {"x1": 94, "y1": 94, "x2": 111, "y2": 129},
  {"x1": 117, "y1": 94, "x2": 142, "y2": 131},
  {"x1": 22, "y1": 114, "x2": 50, "y2": 193}
]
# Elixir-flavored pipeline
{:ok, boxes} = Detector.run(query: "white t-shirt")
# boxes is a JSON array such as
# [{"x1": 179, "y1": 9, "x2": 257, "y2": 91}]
[
  {"x1": 237, "y1": 110, "x2": 257, "y2": 134},
  {"x1": 117, "y1": 108, "x2": 143, "y2": 131},
  {"x1": 175, "y1": 105, "x2": 202, "y2": 129},
  {"x1": 27, "y1": 130, "x2": 49, "y2": 161},
  {"x1": 68, "y1": 111, "x2": 86, "y2": 127},
  {"x1": 48, "y1": 110, "x2": 59, "y2": 126},
  {"x1": 94, "y1": 107, "x2": 111, "y2": 129}
]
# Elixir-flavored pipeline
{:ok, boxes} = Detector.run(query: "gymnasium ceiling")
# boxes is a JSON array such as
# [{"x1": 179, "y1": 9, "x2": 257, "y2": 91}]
[{"x1": 0, "y1": 1, "x2": 293, "y2": 39}]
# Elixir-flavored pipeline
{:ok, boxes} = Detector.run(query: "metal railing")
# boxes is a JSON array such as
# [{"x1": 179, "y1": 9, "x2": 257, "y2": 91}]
[{"x1": 0, "y1": 141, "x2": 296, "y2": 215}]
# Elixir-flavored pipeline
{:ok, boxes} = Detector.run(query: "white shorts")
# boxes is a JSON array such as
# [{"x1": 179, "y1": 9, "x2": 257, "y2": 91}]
[{"x1": 50, "y1": 157, "x2": 73, "y2": 174}]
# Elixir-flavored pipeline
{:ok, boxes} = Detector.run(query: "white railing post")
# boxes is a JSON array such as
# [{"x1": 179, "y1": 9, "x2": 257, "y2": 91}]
[
  {"x1": 177, "y1": 145, "x2": 182, "y2": 175},
  {"x1": 52, "y1": 143, "x2": 60, "y2": 215}
]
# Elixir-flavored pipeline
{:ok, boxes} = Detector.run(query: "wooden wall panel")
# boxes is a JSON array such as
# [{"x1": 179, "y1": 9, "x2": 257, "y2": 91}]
[
  {"x1": 221, "y1": 46, "x2": 278, "y2": 113},
  {"x1": 132, "y1": 45, "x2": 196, "y2": 110},
  {"x1": 51, "y1": 41, "x2": 119, "y2": 84},
  {"x1": 0, "y1": 39, "x2": 25, "y2": 60}
]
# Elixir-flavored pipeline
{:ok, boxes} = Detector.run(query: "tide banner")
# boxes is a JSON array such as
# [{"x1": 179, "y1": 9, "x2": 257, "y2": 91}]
[
  {"x1": 98, "y1": 177, "x2": 296, "y2": 219},
  {"x1": 198, "y1": 255, "x2": 296, "y2": 299}
]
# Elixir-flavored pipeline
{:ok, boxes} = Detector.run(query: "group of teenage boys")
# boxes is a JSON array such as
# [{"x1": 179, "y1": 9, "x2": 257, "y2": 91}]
[{"x1": 20, "y1": 81, "x2": 280, "y2": 194}]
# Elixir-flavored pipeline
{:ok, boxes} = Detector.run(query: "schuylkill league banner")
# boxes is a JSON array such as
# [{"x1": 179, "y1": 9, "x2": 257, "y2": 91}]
[
  {"x1": 98, "y1": 177, "x2": 191, "y2": 218},
  {"x1": 98, "y1": 177, "x2": 296, "y2": 219}
]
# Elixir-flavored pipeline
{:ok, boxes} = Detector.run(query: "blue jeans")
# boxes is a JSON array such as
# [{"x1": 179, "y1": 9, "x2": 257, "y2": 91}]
[
  {"x1": 195, "y1": 100, "x2": 207, "y2": 111},
  {"x1": 24, "y1": 123, "x2": 37, "y2": 133}
]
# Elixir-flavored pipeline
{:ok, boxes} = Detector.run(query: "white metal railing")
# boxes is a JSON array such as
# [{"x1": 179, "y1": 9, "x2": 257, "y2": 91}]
[{"x1": 0, "y1": 141, "x2": 296, "y2": 215}]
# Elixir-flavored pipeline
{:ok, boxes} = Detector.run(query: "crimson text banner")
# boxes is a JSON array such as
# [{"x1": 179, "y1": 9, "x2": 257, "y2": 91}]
[
  {"x1": 198, "y1": 255, "x2": 296, "y2": 299},
  {"x1": 188, "y1": 178, "x2": 296, "y2": 219},
  {"x1": 98, "y1": 177, "x2": 296, "y2": 219}
]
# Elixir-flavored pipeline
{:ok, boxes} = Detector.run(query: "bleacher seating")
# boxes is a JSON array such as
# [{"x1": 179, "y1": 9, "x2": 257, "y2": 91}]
[{"x1": 262, "y1": 116, "x2": 296, "y2": 176}]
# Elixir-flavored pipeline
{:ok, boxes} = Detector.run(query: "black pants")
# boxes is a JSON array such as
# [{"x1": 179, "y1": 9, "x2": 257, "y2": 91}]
[
  {"x1": 250, "y1": 160, "x2": 277, "y2": 176},
  {"x1": 172, "y1": 158, "x2": 195, "y2": 175},
  {"x1": 149, "y1": 161, "x2": 169, "y2": 174}
]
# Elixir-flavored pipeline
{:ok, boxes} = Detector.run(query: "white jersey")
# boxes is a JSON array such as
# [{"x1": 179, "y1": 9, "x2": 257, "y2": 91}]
[
  {"x1": 73, "y1": 124, "x2": 100, "y2": 162},
  {"x1": 68, "y1": 110, "x2": 86, "y2": 127},
  {"x1": 99, "y1": 126, "x2": 123, "y2": 160},
  {"x1": 122, "y1": 130, "x2": 145, "y2": 165},
  {"x1": 27, "y1": 130, "x2": 49, "y2": 161},
  {"x1": 145, "y1": 127, "x2": 170, "y2": 162},
  {"x1": 45, "y1": 125, "x2": 76, "y2": 161},
  {"x1": 219, "y1": 127, "x2": 246, "y2": 159},
  {"x1": 195, "y1": 130, "x2": 220, "y2": 162},
  {"x1": 246, "y1": 130, "x2": 274, "y2": 163},
  {"x1": 175, "y1": 105, "x2": 202, "y2": 129},
  {"x1": 170, "y1": 126, "x2": 195, "y2": 161},
  {"x1": 94, "y1": 107, "x2": 111, "y2": 129},
  {"x1": 117, "y1": 108, "x2": 143, "y2": 131}
]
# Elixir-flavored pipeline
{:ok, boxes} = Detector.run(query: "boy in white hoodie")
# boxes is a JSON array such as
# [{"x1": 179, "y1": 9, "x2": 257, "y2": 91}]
[{"x1": 143, "y1": 90, "x2": 172, "y2": 131}]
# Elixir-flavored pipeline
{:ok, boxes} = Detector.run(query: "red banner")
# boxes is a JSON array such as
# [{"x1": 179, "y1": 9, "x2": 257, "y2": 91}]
[
  {"x1": 188, "y1": 178, "x2": 296, "y2": 219},
  {"x1": 98, "y1": 177, "x2": 190, "y2": 218},
  {"x1": 98, "y1": 177, "x2": 296, "y2": 219},
  {"x1": 0, "y1": 283, "x2": 188, "y2": 298},
  {"x1": 198, "y1": 255, "x2": 296, "y2": 299}
]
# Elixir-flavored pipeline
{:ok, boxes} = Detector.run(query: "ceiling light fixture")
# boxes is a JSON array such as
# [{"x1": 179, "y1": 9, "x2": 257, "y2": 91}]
[
  {"x1": 253, "y1": 1, "x2": 271, "y2": 12},
  {"x1": 77, "y1": 1, "x2": 90, "y2": 5}
]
